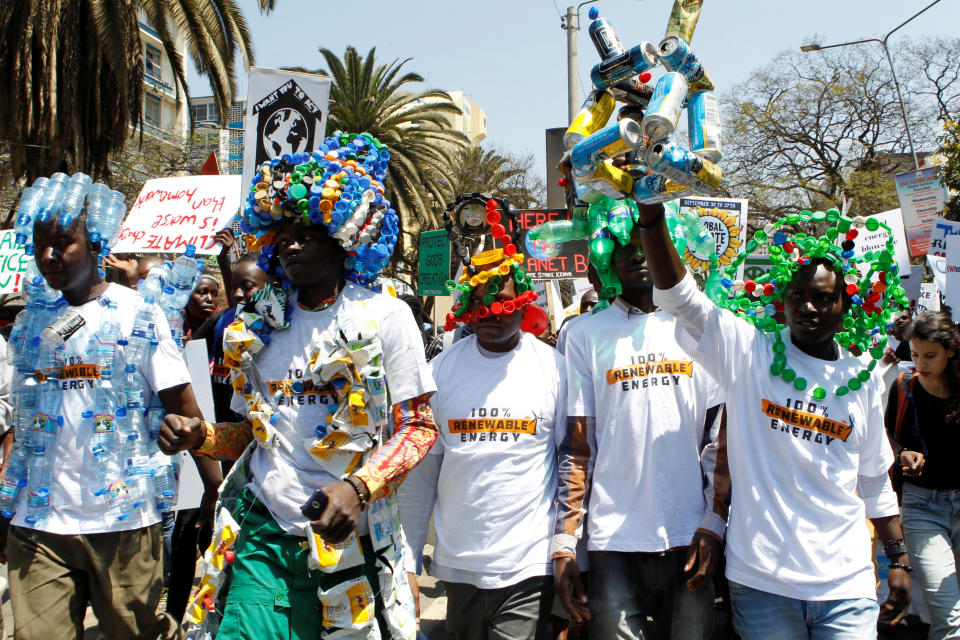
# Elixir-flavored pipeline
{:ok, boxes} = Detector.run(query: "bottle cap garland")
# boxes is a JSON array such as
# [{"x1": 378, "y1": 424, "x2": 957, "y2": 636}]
[
  {"x1": 714, "y1": 209, "x2": 909, "y2": 398},
  {"x1": 440, "y1": 196, "x2": 540, "y2": 332},
  {"x1": 240, "y1": 131, "x2": 399, "y2": 288}
]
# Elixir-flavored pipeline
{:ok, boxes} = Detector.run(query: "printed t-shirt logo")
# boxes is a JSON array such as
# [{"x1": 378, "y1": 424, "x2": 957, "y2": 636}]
[
  {"x1": 605, "y1": 360, "x2": 693, "y2": 385},
  {"x1": 267, "y1": 379, "x2": 335, "y2": 395},
  {"x1": 448, "y1": 418, "x2": 537, "y2": 435},
  {"x1": 761, "y1": 399, "x2": 851, "y2": 442}
]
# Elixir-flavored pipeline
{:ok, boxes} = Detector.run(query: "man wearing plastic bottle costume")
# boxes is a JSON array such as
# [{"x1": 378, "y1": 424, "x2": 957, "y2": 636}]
[
  {"x1": 1, "y1": 173, "x2": 204, "y2": 639},
  {"x1": 636, "y1": 201, "x2": 913, "y2": 637},
  {"x1": 159, "y1": 133, "x2": 437, "y2": 640}
]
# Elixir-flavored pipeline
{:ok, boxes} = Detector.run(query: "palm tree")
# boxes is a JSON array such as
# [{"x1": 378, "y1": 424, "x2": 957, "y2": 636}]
[
  {"x1": 318, "y1": 46, "x2": 468, "y2": 275},
  {"x1": 449, "y1": 145, "x2": 546, "y2": 209},
  {"x1": 0, "y1": 0, "x2": 267, "y2": 181}
]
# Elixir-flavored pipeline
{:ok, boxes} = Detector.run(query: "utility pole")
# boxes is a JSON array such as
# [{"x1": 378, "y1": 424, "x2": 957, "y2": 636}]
[{"x1": 564, "y1": 6, "x2": 578, "y2": 123}]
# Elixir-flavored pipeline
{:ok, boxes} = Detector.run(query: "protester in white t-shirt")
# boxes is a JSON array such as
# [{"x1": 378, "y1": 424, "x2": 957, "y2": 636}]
[
  {"x1": 2, "y1": 211, "x2": 201, "y2": 639},
  {"x1": 400, "y1": 251, "x2": 565, "y2": 640},
  {"x1": 553, "y1": 224, "x2": 728, "y2": 640},
  {"x1": 634, "y1": 201, "x2": 911, "y2": 639}
]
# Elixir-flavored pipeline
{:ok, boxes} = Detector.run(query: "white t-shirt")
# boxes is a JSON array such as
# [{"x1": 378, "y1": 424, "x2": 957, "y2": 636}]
[
  {"x1": 563, "y1": 301, "x2": 724, "y2": 553},
  {"x1": 12, "y1": 283, "x2": 190, "y2": 534},
  {"x1": 399, "y1": 333, "x2": 565, "y2": 589},
  {"x1": 233, "y1": 283, "x2": 435, "y2": 535},
  {"x1": 655, "y1": 274, "x2": 896, "y2": 601}
]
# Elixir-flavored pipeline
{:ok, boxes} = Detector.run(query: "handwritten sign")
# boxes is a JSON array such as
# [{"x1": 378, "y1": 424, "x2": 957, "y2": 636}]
[
  {"x1": 112, "y1": 175, "x2": 243, "y2": 255},
  {"x1": 854, "y1": 209, "x2": 911, "y2": 277},
  {"x1": 0, "y1": 231, "x2": 27, "y2": 294},
  {"x1": 511, "y1": 209, "x2": 590, "y2": 279},
  {"x1": 917, "y1": 282, "x2": 940, "y2": 315}
]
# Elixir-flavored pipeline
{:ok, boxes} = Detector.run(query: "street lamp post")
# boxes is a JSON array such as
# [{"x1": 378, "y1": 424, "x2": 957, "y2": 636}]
[
  {"x1": 561, "y1": 0, "x2": 599, "y2": 123},
  {"x1": 801, "y1": 0, "x2": 943, "y2": 171}
]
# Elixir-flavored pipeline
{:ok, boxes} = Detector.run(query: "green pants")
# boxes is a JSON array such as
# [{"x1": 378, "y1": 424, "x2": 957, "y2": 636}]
[{"x1": 217, "y1": 489, "x2": 390, "y2": 639}]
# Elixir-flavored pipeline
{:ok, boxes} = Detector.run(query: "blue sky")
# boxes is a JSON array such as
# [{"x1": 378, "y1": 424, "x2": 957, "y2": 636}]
[{"x1": 188, "y1": 0, "x2": 958, "y2": 184}]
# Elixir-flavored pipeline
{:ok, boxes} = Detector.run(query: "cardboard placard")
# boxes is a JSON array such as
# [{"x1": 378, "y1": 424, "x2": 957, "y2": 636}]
[
  {"x1": 677, "y1": 197, "x2": 748, "y2": 280},
  {"x1": 0, "y1": 231, "x2": 27, "y2": 294},
  {"x1": 894, "y1": 167, "x2": 949, "y2": 256},
  {"x1": 917, "y1": 282, "x2": 940, "y2": 315},
  {"x1": 512, "y1": 209, "x2": 590, "y2": 279},
  {"x1": 113, "y1": 175, "x2": 243, "y2": 255},
  {"x1": 417, "y1": 230, "x2": 451, "y2": 296}
]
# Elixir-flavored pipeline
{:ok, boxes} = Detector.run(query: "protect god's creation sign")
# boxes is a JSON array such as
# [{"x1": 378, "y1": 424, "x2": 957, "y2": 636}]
[{"x1": 112, "y1": 175, "x2": 243, "y2": 255}]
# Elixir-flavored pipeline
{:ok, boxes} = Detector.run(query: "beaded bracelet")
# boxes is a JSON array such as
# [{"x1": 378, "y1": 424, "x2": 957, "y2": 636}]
[{"x1": 345, "y1": 475, "x2": 369, "y2": 510}]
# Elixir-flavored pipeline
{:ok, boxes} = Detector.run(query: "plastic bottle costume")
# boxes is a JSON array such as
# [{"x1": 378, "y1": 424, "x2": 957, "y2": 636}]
[
  {"x1": 183, "y1": 133, "x2": 420, "y2": 640},
  {"x1": 2, "y1": 173, "x2": 190, "y2": 526},
  {"x1": 529, "y1": 1, "x2": 721, "y2": 307}
]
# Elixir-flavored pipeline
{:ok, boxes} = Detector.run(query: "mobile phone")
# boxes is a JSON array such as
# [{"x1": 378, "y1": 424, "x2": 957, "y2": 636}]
[{"x1": 300, "y1": 489, "x2": 329, "y2": 520}]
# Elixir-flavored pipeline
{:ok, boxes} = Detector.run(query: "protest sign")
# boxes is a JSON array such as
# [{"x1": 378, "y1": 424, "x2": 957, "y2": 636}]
[
  {"x1": 511, "y1": 209, "x2": 590, "y2": 279},
  {"x1": 243, "y1": 67, "x2": 331, "y2": 185},
  {"x1": 928, "y1": 254, "x2": 947, "y2": 293},
  {"x1": 946, "y1": 227, "x2": 960, "y2": 322},
  {"x1": 677, "y1": 197, "x2": 748, "y2": 279},
  {"x1": 917, "y1": 282, "x2": 940, "y2": 315},
  {"x1": 0, "y1": 231, "x2": 27, "y2": 294},
  {"x1": 417, "y1": 230, "x2": 450, "y2": 296},
  {"x1": 112, "y1": 175, "x2": 243, "y2": 255},
  {"x1": 561, "y1": 278, "x2": 597, "y2": 319},
  {"x1": 742, "y1": 253, "x2": 773, "y2": 281},
  {"x1": 894, "y1": 167, "x2": 949, "y2": 256},
  {"x1": 928, "y1": 218, "x2": 960, "y2": 258},
  {"x1": 855, "y1": 209, "x2": 911, "y2": 277}
]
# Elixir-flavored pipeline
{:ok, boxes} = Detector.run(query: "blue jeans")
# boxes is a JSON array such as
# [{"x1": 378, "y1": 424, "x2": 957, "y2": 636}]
[
  {"x1": 161, "y1": 510, "x2": 175, "y2": 583},
  {"x1": 900, "y1": 483, "x2": 960, "y2": 639},
  {"x1": 588, "y1": 548, "x2": 714, "y2": 640},
  {"x1": 728, "y1": 580, "x2": 878, "y2": 639}
]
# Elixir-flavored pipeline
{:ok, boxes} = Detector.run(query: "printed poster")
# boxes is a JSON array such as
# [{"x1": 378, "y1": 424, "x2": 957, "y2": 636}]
[
  {"x1": 894, "y1": 167, "x2": 948, "y2": 256},
  {"x1": 677, "y1": 197, "x2": 748, "y2": 280}
]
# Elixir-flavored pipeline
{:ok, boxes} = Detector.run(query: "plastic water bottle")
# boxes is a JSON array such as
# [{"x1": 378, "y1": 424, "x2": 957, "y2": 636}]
[
  {"x1": 145, "y1": 399, "x2": 166, "y2": 440},
  {"x1": 94, "y1": 300, "x2": 122, "y2": 369},
  {"x1": 35, "y1": 173, "x2": 69, "y2": 223},
  {"x1": 152, "y1": 457, "x2": 180, "y2": 512},
  {"x1": 13, "y1": 369, "x2": 39, "y2": 442},
  {"x1": 0, "y1": 444, "x2": 29, "y2": 517},
  {"x1": 13, "y1": 187, "x2": 41, "y2": 246},
  {"x1": 104, "y1": 478, "x2": 134, "y2": 522},
  {"x1": 31, "y1": 370, "x2": 63, "y2": 449},
  {"x1": 171, "y1": 245, "x2": 202, "y2": 299},
  {"x1": 9, "y1": 310, "x2": 33, "y2": 369},
  {"x1": 58, "y1": 174, "x2": 92, "y2": 227},
  {"x1": 121, "y1": 364, "x2": 147, "y2": 412},
  {"x1": 24, "y1": 446, "x2": 52, "y2": 525},
  {"x1": 123, "y1": 434, "x2": 153, "y2": 510},
  {"x1": 137, "y1": 267, "x2": 166, "y2": 301},
  {"x1": 122, "y1": 298, "x2": 157, "y2": 367},
  {"x1": 85, "y1": 368, "x2": 119, "y2": 494}
]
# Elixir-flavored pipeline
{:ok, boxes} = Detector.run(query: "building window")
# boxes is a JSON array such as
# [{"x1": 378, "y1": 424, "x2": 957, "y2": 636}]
[
  {"x1": 145, "y1": 46, "x2": 162, "y2": 81},
  {"x1": 190, "y1": 102, "x2": 212, "y2": 123},
  {"x1": 144, "y1": 93, "x2": 162, "y2": 127}
]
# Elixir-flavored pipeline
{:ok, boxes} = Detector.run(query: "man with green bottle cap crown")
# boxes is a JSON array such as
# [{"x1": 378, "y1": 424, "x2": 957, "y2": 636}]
[{"x1": 634, "y1": 200, "x2": 912, "y2": 639}]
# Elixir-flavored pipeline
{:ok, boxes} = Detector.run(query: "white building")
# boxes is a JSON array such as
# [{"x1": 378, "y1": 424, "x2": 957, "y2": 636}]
[
  {"x1": 189, "y1": 97, "x2": 246, "y2": 175},
  {"x1": 445, "y1": 91, "x2": 487, "y2": 145},
  {"x1": 136, "y1": 9, "x2": 190, "y2": 141}
]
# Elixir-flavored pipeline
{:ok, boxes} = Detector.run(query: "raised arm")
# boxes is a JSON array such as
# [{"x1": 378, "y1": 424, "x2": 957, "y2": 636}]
[{"x1": 636, "y1": 203, "x2": 687, "y2": 290}]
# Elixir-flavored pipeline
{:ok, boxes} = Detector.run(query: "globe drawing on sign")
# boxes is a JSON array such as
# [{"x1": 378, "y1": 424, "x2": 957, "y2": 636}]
[
  {"x1": 262, "y1": 108, "x2": 309, "y2": 157},
  {"x1": 525, "y1": 232, "x2": 561, "y2": 261}
]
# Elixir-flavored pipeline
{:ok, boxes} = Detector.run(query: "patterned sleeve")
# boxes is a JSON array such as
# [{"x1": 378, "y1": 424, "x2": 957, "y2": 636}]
[
  {"x1": 195, "y1": 420, "x2": 254, "y2": 461},
  {"x1": 353, "y1": 393, "x2": 438, "y2": 502}
]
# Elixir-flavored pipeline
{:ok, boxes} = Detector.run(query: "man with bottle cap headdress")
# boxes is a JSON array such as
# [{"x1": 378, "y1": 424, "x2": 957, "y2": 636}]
[
  {"x1": 2, "y1": 173, "x2": 203, "y2": 639},
  {"x1": 159, "y1": 133, "x2": 437, "y2": 640},
  {"x1": 634, "y1": 199, "x2": 913, "y2": 638}
]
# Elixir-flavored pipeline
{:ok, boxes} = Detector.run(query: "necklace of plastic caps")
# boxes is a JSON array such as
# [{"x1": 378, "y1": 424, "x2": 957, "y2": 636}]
[
  {"x1": 714, "y1": 208, "x2": 908, "y2": 399},
  {"x1": 443, "y1": 248, "x2": 537, "y2": 330}
]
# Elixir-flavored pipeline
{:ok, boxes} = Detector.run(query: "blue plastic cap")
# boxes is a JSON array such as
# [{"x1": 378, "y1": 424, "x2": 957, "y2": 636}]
[
  {"x1": 588, "y1": 6, "x2": 599, "y2": 19},
  {"x1": 117, "y1": 512, "x2": 131, "y2": 521}
]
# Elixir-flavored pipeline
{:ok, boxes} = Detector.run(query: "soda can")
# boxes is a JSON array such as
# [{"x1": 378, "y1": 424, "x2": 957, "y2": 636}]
[
  {"x1": 611, "y1": 79, "x2": 654, "y2": 109},
  {"x1": 645, "y1": 141, "x2": 722, "y2": 193},
  {"x1": 574, "y1": 161, "x2": 634, "y2": 200},
  {"x1": 658, "y1": 36, "x2": 714, "y2": 92},
  {"x1": 664, "y1": 0, "x2": 703, "y2": 44},
  {"x1": 564, "y1": 89, "x2": 616, "y2": 150},
  {"x1": 570, "y1": 119, "x2": 644, "y2": 174},
  {"x1": 589, "y1": 17, "x2": 625, "y2": 60},
  {"x1": 641, "y1": 72, "x2": 688, "y2": 143},
  {"x1": 687, "y1": 90, "x2": 722, "y2": 163},
  {"x1": 633, "y1": 173, "x2": 691, "y2": 204},
  {"x1": 590, "y1": 42, "x2": 659, "y2": 90}
]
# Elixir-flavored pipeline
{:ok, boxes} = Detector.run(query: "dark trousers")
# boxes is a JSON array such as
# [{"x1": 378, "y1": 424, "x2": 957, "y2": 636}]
[
  {"x1": 444, "y1": 575, "x2": 554, "y2": 640},
  {"x1": 165, "y1": 507, "x2": 213, "y2": 623}
]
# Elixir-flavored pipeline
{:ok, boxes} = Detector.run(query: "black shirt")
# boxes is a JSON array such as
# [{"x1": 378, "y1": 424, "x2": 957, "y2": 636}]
[{"x1": 885, "y1": 375, "x2": 960, "y2": 490}]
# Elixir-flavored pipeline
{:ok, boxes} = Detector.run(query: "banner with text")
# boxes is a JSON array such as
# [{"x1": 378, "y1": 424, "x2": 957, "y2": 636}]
[
  {"x1": 928, "y1": 218, "x2": 960, "y2": 258},
  {"x1": 917, "y1": 282, "x2": 940, "y2": 315},
  {"x1": 243, "y1": 67, "x2": 331, "y2": 185},
  {"x1": 677, "y1": 197, "x2": 748, "y2": 280},
  {"x1": 0, "y1": 231, "x2": 27, "y2": 294},
  {"x1": 112, "y1": 175, "x2": 243, "y2": 255},
  {"x1": 512, "y1": 209, "x2": 590, "y2": 279},
  {"x1": 894, "y1": 167, "x2": 948, "y2": 257},
  {"x1": 855, "y1": 209, "x2": 911, "y2": 277},
  {"x1": 946, "y1": 227, "x2": 960, "y2": 322}
]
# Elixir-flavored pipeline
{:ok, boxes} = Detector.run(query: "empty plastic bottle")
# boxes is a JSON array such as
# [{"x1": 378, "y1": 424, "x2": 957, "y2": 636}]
[
  {"x1": 84, "y1": 368, "x2": 119, "y2": 494},
  {"x1": 13, "y1": 187, "x2": 41, "y2": 246},
  {"x1": 13, "y1": 368, "x2": 39, "y2": 442},
  {"x1": 104, "y1": 478, "x2": 134, "y2": 521},
  {"x1": 35, "y1": 174, "x2": 69, "y2": 223},
  {"x1": 24, "y1": 446, "x2": 52, "y2": 525},
  {"x1": 123, "y1": 433, "x2": 153, "y2": 510},
  {"x1": 94, "y1": 300, "x2": 122, "y2": 369},
  {"x1": 152, "y1": 457, "x2": 180, "y2": 512},
  {"x1": 0, "y1": 443, "x2": 29, "y2": 517},
  {"x1": 122, "y1": 298, "x2": 157, "y2": 367},
  {"x1": 58, "y1": 173, "x2": 92, "y2": 228}
]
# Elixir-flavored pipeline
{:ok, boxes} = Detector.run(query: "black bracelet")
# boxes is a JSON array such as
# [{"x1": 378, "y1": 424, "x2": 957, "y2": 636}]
[
  {"x1": 884, "y1": 538, "x2": 908, "y2": 560},
  {"x1": 635, "y1": 205, "x2": 665, "y2": 229},
  {"x1": 889, "y1": 562, "x2": 912, "y2": 573},
  {"x1": 345, "y1": 476, "x2": 369, "y2": 510}
]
